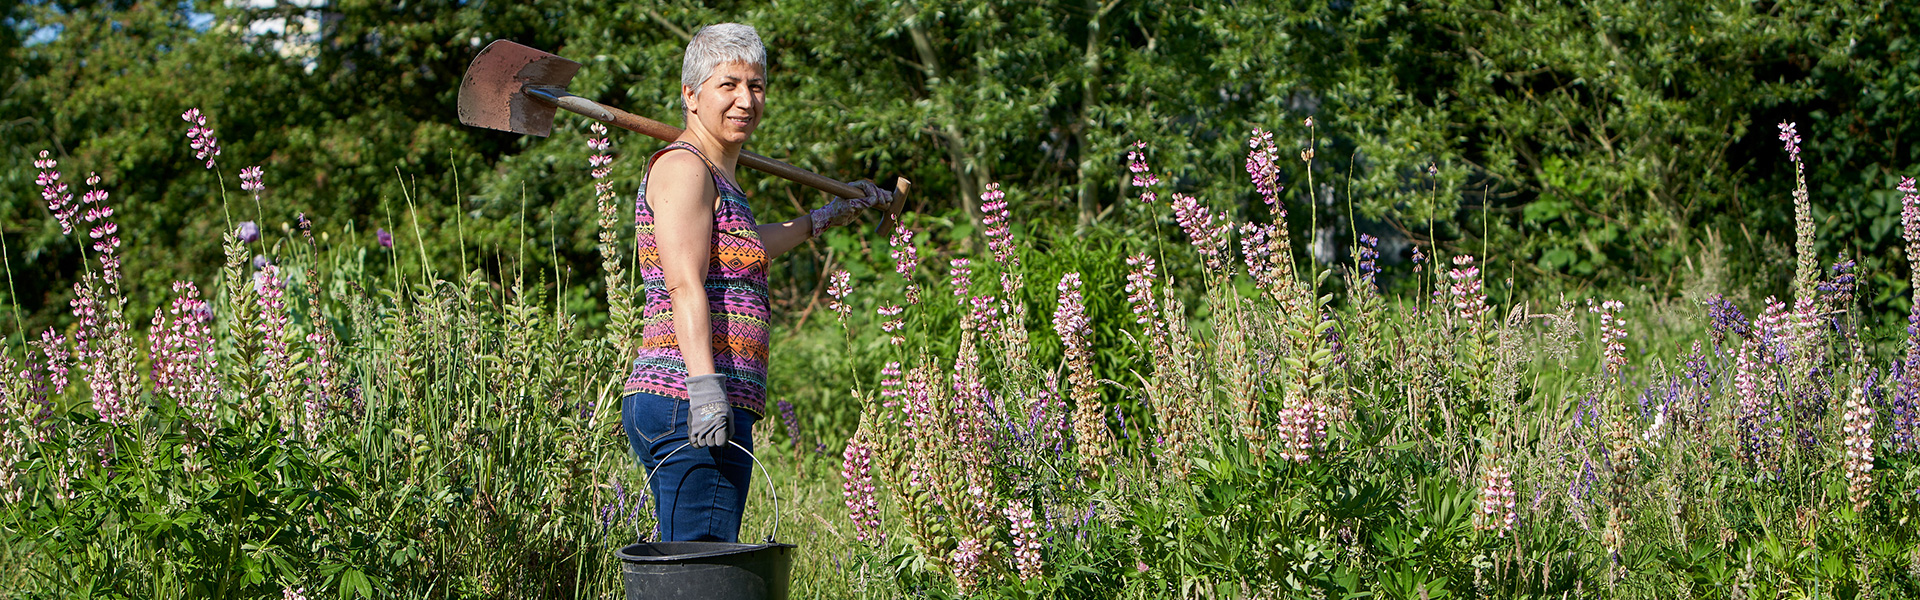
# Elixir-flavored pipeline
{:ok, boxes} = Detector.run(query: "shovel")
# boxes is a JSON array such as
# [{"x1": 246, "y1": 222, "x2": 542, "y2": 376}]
[{"x1": 457, "y1": 40, "x2": 907, "y2": 235}]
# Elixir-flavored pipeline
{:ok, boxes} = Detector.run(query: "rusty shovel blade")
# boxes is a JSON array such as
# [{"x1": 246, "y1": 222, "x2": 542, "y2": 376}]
[{"x1": 457, "y1": 40, "x2": 581, "y2": 137}]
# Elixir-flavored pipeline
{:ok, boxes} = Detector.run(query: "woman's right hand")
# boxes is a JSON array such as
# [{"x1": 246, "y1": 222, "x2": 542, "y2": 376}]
[{"x1": 810, "y1": 180, "x2": 893, "y2": 237}]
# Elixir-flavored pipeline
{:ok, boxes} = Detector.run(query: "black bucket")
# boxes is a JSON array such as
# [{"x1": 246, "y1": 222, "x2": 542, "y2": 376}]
[
  {"x1": 616, "y1": 541, "x2": 797, "y2": 600},
  {"x1": 620, "y1": 441, "x2": 794, "y2": 600}
]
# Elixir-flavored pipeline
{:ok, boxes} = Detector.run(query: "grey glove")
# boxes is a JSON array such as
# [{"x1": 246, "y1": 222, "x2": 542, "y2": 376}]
[
  {"x1": 809, "y1": 180, "x2": 894, "y2": 238},
  {"x1": 686, "y1": 374, "x2": 733, "y2": 449}
]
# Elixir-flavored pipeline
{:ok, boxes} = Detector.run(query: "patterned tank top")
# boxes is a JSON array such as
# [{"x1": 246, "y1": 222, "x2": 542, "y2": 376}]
[{"x1": 623, "y1": 141, "x2": 771, "y2": 417}]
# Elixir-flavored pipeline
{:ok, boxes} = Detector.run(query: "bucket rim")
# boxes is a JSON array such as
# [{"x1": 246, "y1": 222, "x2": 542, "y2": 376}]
[{"x1": 617, "y1": 541, "x2": 799, "y2": 563}]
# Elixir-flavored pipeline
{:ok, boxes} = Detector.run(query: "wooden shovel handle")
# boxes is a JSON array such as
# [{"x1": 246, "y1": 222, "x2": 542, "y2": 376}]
[{"x1": 542, "y1": 90, "x2": 866, "y2": 199}]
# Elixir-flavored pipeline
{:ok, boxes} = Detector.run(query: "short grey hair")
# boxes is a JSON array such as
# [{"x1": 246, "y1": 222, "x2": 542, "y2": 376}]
[{"x1": 681, "y1": 23, "x2": 766, "y2": 101}]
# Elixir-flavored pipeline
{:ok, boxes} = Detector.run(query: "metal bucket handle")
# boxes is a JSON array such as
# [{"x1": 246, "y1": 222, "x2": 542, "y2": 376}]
[{"x1": 640, "y1": 440, "x2": 781, "y2": 544}]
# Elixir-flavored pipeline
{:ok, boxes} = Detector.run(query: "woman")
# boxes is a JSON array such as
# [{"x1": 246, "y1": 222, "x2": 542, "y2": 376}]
[{"x1": 621, "y1": 23, "x2": 891, "y2": 543}]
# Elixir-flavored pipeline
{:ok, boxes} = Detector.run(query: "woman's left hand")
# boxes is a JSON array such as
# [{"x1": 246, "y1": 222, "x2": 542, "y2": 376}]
[{"x1": 810, "y1": 180, "x2": 893, "y2": 237}]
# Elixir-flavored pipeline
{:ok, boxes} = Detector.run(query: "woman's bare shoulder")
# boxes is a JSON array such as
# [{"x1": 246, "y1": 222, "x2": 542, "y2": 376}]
[{"x1": 647, "y1": 149, "x2": 715, "y2": 207}]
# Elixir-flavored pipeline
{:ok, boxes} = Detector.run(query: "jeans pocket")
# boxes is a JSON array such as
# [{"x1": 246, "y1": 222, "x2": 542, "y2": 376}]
[{"x1": 630, "y1": 393, "x2": 680, "y2": 445}]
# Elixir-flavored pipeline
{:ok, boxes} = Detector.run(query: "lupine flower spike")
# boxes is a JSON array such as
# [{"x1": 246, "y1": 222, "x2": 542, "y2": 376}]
[{"x1": 182, "y1": 108, "x2": 221, "y2": 169}]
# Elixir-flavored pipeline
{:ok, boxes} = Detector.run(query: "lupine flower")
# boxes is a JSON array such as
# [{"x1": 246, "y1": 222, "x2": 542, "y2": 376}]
[
  {"x1": 255, "y1": 265, "x2": 296, "y2": 432},
  {"x1": 878, "y1": 361, "x2": 905, "y2": 410},
  {"x1": 980, "y1": 184, "x2": 1018, "y2": 267},
  {"x1": 282, "y1": 586, "x2": 307, "y2": 600},
  {"x1": 588, "y1": 122, "x2": 615, "y2": 183},
  {"x1": 1410, "y1": 245, "x2": 1426, "y2": 273},
  {"x1": 1705, "y1": 295, "x2": 1752, "y2": 350},
  {"x1": 1005, "y1": 504, "x2": 1043, "y2": 580},
  {"x1": 1169, "y1": 193, "x2": 1230, "y2": 272},
  {"x1": 1448, "y1": 255, "x2": 1492, "y2": 324},
  {"x1": 1818, "y1": 254, "x2": 1857, "y2": 312},
  {"x1": 1844, "y1": 371, "x2": 1876, "y2": 510},
  {"x1": 1891, "y1": 360, "x2": 1917, "y2": 454},
  {"x1": 1733, "y1": 340, "x2": 1777, "y2": 466},
  {"x1": 1124, "y1": 254, "x2": 1157, "y2": 326},
  {"x1": 1591, "y1": 300, "x2": 1627, "y2": 375},
  {"x1": 888, "y1": 223, "x2": 920, "y2": 305},
  {"x1": 949, "y1": 258, "x2": 971, "y2": 299},
  {"x1": 150, "y1": 281, "x2": 221, "y2": 437},
  {"x1": 968, "y1": 294, "x2": 999, "y2": 333},
  {"x1": 1129, "y1": 141, "x2": 1162, "y2": 204},
  {"x1": 181, "y1": 108, "x2": 221, "y2": 169},
  {"x1": 1777, "y1": 121, "x2": 1802, "y2": 162},
  {"x1": 239, "y1": 165, "x2": 265, "y2": 194},
  {"x1": 1900, "y1": 177, "x2": 1920, "y2": 315},
  {"x1": 236, "y1": 221, "x2": 261, "y2": 243},
  {"x1": 949, "y1": 538, "x2": 988, "y2": 593},
  {"x1": 1355, "y1": 234, "x2": 1381, "y2": 291},
  {"x1": 825, "y1": 269, "x2": 852, "y2": 318},
  {"x1": 877, "y1": 305, "x2": 905, "y2": 346},
  {"x1": 35, "y1": 151, "x2": 77, "y2": 235},
  {"x1": 1244, "y1": 130, "x2": 1282, "y2": 211},
  {"x1": 1055, "y1": 273, "x2": 1111, "y2": 468},
  {"x1": 1476, "y1": 461, "x2": 1517, "y2": 536},
  {"x1": 1239, "y1": 222, "x2": 1283, "y2": 290},
  {"x1": 777, "y1": 398, "x2": 801, "y2": 446},
  {"x1": 376, "y1": 228, "x2": 393, "y2": 249},
  {"x1": 840, "y1": 437, "x2": 881, "y2": 542}
]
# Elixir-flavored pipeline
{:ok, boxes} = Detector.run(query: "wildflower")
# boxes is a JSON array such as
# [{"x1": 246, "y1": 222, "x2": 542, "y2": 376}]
[
  {"x1": 968, "y1": 294, "x2": 999, "y2": 333},
  {"x1": 150, "y1": 282, "x2": 221, "y2": 437},
  {"x1": 1591, "y1": 300, "x2": 1627, "y2": 375},
  {"x1": 181, "y1": 108, "x2": 221, "y2": 169},
  {"x1": 239, "y1": 165, "x2": 264, "y2": 194},
  {"x1": 1818, "y1": 254, "x2": 1856, "y2": 312},
  {"x1": 1245, "y1": 130, "x2": 1283, "y2": 210},
  {"x1": 1410, "y1": 245, "x2": 1426, "y2": 273},
  {"x1": 825, "y1": 269, "x2": 852, "y2": 318},
  {"x1": 949, "y1": 538, "x2": 988, "y2": 593},
  {"x1": 1900, "y1": 177, "x2": 1920, "y2": 314},
  {"x1": 1476, "y1": 460, "x2": 1517, "y2": 536},
  {"x1": 1355, "y1": 234, "x2": 1381, "y2": 291},
  {"x1": 1005, "y1": 504, "x2": 1043, "y2": 580},
  {"x1": 1733, "y1": 340, "x2": 1777, "y2": 466},
  {"x1": 1844, "y1": 371, "x2": 1876, "y2": 510},
  {"x1": 1124, "y1": 254, "x2": 1157, "y2": 326},
  {"x1": 236, "y1": 221, "x2": 261, "y2": 243},
  {"x1": 840, "y1": 437, "x2": 881, "y2": 542},
  {"x1": 1128, "y1": 141, "x2": 1161, "y2": 204},
  {"x1": 283, "y1": 586, "x2": 307, "y2": 600},
  {"x1": 1169, "y1": 193, "x2": 1230, "y2": 272},
  {"x1": 1704, "y1": 295, "x2": 1752, "y2": 350},
  {"x1": 1891, "y1": 360, "x2": 1917, "y2": 454},
  {"x1": 36, "y1": 151, "x2": 77, "y2": 235},
  {"x1": 877, "y1": 305, "x2": 905, "y2": 346},
  {"x1": 1055, "y1": 273, "x2": 1111, "y2": 468},
  {"x1": 1777, "y1": 121, "x2": 1802, "y2": 162},
  {"x1": 376, "y1": 228, "x2": 393, "y2": 249},
  {"x1": 255, "y1": 265, "x2": 296, "y2": 432},
  {"x1": 1304, "y1": 116, "x2": 1315, "y2": 128},
  {"x1": 777, "y1": 398, "x2": 802, "y2": 446},
  {"x1": 1447, "y1": 255, "x2": 1492, "y2": 324},
  {"x1": 980, "y1": 184, "x2": 1018, "y2": 266},
  {"x1": 949, "y1": 258, "x2": 971, "y2": 299},
  {"x1": 588, "y1": 122, "x2": 615, "y2": 182}
]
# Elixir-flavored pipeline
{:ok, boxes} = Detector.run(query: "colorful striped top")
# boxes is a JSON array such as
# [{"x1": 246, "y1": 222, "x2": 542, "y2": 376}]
[{"x1": 623, "y1": 142, "x2": 771, "y2": 417}]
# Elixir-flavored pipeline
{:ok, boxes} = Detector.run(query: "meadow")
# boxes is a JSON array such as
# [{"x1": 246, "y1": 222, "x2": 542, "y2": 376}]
[{"x1": 2, "y1": 109, "x2": 1917, "y2": 599}]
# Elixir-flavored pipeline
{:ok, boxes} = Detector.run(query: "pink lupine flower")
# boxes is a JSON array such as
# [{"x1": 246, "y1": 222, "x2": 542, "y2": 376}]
[
  {"x1": 239, "y1": 165, "x2": 264, "y2": 194},
  {"x1": 255, "y1": 265, "x2": 296, "y2": 431},
  {"x1": 1124, "y1": 254, "x2": 1157, "y2": 326},
  {"x1": 1169, "y1": 193, "x2": 1230, "y2": 272},
  {"x1": 949, "y1": 258, "x2": 971, "y2": 299},
  {"x1": 948, "y1": 538, "x2": 988, "y2": 593},
  {"x1": 825, "y1": 269, "x2": 853, "y2": 319},
  {"x1": 877, "y1": 305, "x2": 905, "y2": 346},
  {"x1": 878, "y1": 361, "x2": 905, "y2": 410},
  {"x1": 36, "y1": 151, "x2": 76, "y2": 235},
  {"x1": 182, "y1": 108, "x2": 221, "y2": 169},
  {"x1": 1733, "y1": 337, "x2": 1777, "y2": 467},
  {"x1": 1777, "y1": 121, "x2": 1801, "y2": 162},
  {"x1": 588, "y1": 122, "x2": 615, "y2": 184},
  {"x1": 1239, "y1": 222, "x2": 1283, "y2": 290},
  {"x1": 1900, "y1": 176, "x2": 1920, "y2": 315},
  {"x1": 1055, "y1": 273, "x2": 1111, "y2": 465},
  {"x1": 840, "y1": 438, "x2": 882, "y2": 542},
  {"x1": 1245, "y1": 130, "x2": 1283, "y2": 211},
  {"x1": 1005, "y1": 504, "x2": 1044, "y2": 581},
  {"x1": 1448, "y1": 255, "x2": 1492, "y2": 324},
  {"x1": 1128, "y1": 141, "x2": 1162, "y2": 204},
  {"x1": 980, "y1": 184, "x2": 1018, "y2": 267},
  {"x1": 1476, "y1": 462, "x2": 1517, "y2": 536},
  {"x1": 150, "y1": 282, "x2": 221, "y2": 436}
]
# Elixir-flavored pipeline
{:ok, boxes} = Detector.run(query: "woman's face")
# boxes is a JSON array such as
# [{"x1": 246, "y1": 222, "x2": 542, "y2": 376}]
[{"x1": 684, "y1": 61, "x2": 765, "y2": 146}]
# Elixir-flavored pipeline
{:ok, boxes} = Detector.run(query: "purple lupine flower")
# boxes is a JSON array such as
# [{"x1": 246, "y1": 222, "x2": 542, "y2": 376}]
[
  {"x1": 1410, "y1": 245, "x2": 1426, "y2": 273},
  {"x1": 1704, "y1": 295, "x2": 1752, "y2": 351},
  {"x1": 237, "y1": 221, "x2": 261, "y2": 243},
  {"x1": 777, "y1": 398, "x2": 801, "y2": 446},
  {"x1": 376, "y1": 228, "x2": 393, "y2": 249},
  {"x1": 252, "y1": 255, "x2": 271, "y2": 269},
  {"x1": 1448, "y1": 255, "x2": 1492, "y2": 324},
  {"x1": 1890, "y1": 359, "x2": 1918, "y2": 454},
  {"x1": 1355, "y1": 234, "x2": 1381, "y2": 290},
  {"x1": 949, "y1": 258, "x2": 972, "y2": 299}
]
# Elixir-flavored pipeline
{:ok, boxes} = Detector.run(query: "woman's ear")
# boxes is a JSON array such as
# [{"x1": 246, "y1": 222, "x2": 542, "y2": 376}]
[{"x1": 682, "y1": 84, "x2": 698, "y2": 113}]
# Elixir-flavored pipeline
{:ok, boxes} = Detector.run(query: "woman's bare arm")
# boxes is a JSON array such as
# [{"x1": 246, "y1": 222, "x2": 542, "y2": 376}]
[
  {"x1": 650, "y1": 151, "x2": 720, "y2": 377},
  {"x1": 755, "y1": 213, "x2": 815, "y2": 259}
]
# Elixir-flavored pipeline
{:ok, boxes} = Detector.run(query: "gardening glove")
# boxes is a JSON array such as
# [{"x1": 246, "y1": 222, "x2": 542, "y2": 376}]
[
  {"x1": 686, "y1": 374, "x2": 733, "y2": 449},
  {"x1": 809, "y1": 180, "x2": 893, "y2": 238}
]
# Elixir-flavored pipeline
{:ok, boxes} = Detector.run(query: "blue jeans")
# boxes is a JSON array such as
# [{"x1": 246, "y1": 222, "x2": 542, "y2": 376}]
[{"x1": 622, "y1": 391, "x2": 758, "y2": 542}]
